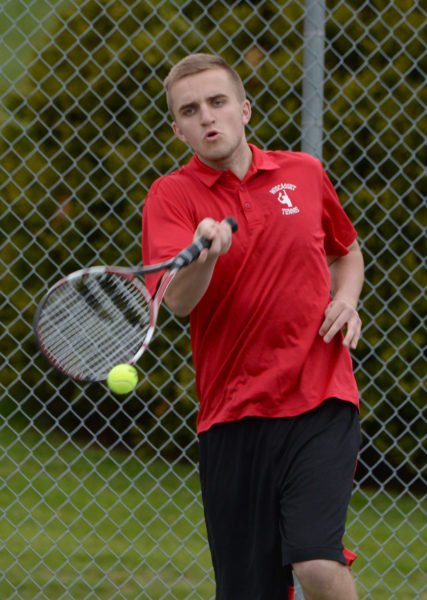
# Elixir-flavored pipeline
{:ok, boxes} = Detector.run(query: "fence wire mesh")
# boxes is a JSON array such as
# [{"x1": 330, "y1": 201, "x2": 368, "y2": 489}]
[{"x1": 0, "y1": 0, "x2": 425, "y2": 598}]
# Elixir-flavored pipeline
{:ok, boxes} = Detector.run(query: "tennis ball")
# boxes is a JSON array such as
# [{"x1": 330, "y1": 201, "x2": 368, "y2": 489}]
[{"x1": 107, "y1": 364, "x2": 138, "y2": 394}]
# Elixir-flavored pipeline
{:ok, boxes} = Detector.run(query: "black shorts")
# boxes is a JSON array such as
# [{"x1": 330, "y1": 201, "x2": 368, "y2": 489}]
[{"x1": 198, "y1": 398, "x2": 361, "y2": 600}]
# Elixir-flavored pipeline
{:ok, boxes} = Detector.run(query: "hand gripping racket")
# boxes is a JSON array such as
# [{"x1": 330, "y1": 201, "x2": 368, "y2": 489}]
[{"x1": 34, "y1": 217, "x2": 238, "y2": 382}]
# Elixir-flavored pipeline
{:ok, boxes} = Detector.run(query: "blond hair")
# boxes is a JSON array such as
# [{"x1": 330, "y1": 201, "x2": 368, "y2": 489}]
[{"x1": 164, "y1": 53, "x2": 246, "y2": 116}]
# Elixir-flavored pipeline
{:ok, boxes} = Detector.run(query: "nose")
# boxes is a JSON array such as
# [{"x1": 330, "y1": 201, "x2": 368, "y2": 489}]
[{"x1": 200, "y1": 103, "x2": 214, "y2": 125}]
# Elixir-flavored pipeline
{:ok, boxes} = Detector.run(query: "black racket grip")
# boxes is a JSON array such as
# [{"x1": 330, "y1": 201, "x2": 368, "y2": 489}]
[{"x1": 175, "y1": 217, "x2": 238, "y2": 268}]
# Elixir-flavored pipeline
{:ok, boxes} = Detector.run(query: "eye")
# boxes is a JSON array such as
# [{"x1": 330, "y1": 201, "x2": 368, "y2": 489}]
[{"x1": 180, "y1": 105, "x2": 196, "y2": 117}]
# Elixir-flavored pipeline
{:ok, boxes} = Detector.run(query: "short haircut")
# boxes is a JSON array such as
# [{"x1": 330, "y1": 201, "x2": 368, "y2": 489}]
[{"x1": 164, "y1": 53, "x2": 246, "y2": 116}]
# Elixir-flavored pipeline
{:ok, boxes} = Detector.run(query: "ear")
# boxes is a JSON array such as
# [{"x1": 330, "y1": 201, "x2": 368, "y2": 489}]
[
  {"x1": 172, "y1": 121, "x2": 187, "y2": 143},
  {"x1": 242, "y1": 99, "x2": 252, "y2": 126}
]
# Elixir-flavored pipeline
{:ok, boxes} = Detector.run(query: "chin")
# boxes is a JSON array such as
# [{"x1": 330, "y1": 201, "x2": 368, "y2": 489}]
[{"x1": 200, "y1": 145, "x2": 231, "y2": 161}]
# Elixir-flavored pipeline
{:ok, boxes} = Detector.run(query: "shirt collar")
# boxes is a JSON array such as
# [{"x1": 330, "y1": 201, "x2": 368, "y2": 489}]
[{"x1": 187, "y1": 144, "x2": 279, "y2": 188}]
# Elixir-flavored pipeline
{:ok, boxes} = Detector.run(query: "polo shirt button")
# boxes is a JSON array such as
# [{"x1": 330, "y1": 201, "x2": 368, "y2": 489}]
[{"x1": 245, "y1": 202, "x2": 251, "y2": 209}]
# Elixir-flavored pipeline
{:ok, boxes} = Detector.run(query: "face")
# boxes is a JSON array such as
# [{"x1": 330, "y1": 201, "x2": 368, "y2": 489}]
[{"x1": 170, "y1": 68, "x2": 251, "y2": 172}]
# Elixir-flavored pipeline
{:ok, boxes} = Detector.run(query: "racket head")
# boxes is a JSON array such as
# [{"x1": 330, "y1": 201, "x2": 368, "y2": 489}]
[{"x1": 34, "y1": 267, "x2": 155, "y2": 382}]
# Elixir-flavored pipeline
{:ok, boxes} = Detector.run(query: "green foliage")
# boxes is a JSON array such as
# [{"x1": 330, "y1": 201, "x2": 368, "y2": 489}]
[
  {"x1": 0, "y1": 0, "x2": 307, "y2": 460},
  {"x1": 322, "y1": 0, "x2": 425, "y2": 489},
  {"x1": 1, "y1": 0, "x2": 425, "y2": 483}
]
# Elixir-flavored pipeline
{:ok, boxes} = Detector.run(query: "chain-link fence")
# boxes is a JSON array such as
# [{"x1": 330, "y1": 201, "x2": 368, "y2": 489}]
[{"x1": 1, "y1": 0, "x2": 425, "y2": 598}]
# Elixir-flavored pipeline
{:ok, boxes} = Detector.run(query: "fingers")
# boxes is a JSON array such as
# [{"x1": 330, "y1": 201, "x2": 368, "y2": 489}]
[
  {"x1": 319, "y1": 299, "x2": 362, "y2": 349},
  {"x1": 194, "y1": 218, "x2": 233, "y2": 263}
]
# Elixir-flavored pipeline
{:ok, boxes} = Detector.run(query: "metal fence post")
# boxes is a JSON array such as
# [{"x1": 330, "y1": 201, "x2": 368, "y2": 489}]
[{"x1": 301, "y1": 0, "x2": 325, "y2": 159}]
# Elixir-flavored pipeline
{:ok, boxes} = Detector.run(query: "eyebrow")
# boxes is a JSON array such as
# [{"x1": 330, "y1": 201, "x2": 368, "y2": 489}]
[{"x1": 177, "y1": 93, "x2": 228, "y2": 115}]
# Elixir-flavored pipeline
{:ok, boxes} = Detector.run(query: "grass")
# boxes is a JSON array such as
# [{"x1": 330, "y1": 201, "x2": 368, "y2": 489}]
[
  {"x1": 347, "y1": 488, "x2": 426, "y2": 600},
  {"x1": 0, "y1": 422, "x2": 425, "y2": 599},
  {"x1": 0, "y1": 422, "x2": 214, "y2": 599}
]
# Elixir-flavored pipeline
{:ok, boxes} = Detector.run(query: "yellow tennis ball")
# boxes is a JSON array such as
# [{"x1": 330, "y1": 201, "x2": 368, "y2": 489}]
[{"x1": 107, "y1": 364, "x2": 138, "y2": 394}]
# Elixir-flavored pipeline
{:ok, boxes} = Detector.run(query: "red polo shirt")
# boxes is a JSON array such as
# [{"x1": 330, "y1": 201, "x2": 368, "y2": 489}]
[{"x1": 142, "y1": 145, "x2": 359, "y2": 433}]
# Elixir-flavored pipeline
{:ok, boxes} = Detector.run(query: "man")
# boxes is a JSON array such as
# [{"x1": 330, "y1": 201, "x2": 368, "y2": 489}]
[{"x1": 142, "y1": 53, "x2": 364, "y2": 600}]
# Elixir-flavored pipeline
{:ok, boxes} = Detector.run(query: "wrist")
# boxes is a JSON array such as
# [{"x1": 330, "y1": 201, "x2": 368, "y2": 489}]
[{"x1": 331, "y1": 293, "x2": 359, "y2": 310}]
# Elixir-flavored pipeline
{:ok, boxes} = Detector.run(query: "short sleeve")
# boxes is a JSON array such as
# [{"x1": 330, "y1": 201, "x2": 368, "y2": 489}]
[
  {"x1": 321, "y1": 169, "x2": 357, "y2": 256},
  {"x1": 142, "y1": 178, "x2": 196, "y2": 296}
]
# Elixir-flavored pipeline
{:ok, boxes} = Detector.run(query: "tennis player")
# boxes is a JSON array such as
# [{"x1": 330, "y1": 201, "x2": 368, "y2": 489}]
[{"x1": 142, "y1": 53, "x2": 364, "y2": 600}]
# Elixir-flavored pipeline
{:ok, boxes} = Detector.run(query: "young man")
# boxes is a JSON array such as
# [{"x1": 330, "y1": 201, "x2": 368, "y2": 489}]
[{"x1": 142, "y1": 53, "x2": 364, "y2": 600}]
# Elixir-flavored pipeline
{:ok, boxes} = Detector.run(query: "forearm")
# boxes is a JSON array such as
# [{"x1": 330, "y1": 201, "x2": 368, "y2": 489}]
[
  {"x1": 164, "y1": 255, "x2": 217, "y2": 317},
  {"x1": 163, "y1": 216, "x2": 234, "y2": 317},
  {"x1": 328, "y1": 240, "x2": 364, "y2": 308},
  {"x1": 321, "y1": 240, "x2": 364, "y2": 349}
]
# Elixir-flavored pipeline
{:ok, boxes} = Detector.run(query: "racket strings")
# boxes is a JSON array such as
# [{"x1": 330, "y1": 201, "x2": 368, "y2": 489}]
[{"x1": 36, "y1": 273, "x2": 151, "y2": 380}]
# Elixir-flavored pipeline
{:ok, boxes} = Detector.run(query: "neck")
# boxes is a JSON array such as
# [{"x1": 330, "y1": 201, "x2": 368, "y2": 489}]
[
  {"x1": 198, "y1": 141, "x2": 253, "y2": 181},
  {"x1": 229, "y1": 142, "x2": 253, "y2": 180}
]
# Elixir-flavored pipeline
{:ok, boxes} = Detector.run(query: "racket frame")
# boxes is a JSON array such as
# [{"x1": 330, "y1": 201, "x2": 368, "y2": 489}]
[{"x1": 33, "y1": 217, "x2": 237, "y2": 382}]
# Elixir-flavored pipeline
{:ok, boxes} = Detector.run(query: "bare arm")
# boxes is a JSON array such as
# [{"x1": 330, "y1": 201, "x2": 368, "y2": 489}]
[
  {"x1": 163, "y1": 217, "x2": 234, "y2": 317},
  {"x1": 319, "y1": 239, "x2": 364, "y2": 349}
]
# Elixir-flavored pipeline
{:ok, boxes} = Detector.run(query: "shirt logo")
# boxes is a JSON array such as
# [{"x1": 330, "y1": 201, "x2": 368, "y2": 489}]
[{"x1": 270, "y1": 183, "x2": 300, "y2": 215}]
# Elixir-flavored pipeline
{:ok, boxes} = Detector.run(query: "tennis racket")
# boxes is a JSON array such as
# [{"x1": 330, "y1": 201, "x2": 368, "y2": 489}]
[{"x1": 34, "y1": 216, "x2": 237, "y2": 382}]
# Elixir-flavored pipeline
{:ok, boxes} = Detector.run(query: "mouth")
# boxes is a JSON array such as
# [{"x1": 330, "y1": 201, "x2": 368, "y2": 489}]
[{"x1": 205, "y1": 130, "x2": 221, "y2": 141}]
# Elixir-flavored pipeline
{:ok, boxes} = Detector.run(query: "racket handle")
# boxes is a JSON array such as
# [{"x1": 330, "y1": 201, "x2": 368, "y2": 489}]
[
  {"x1": 175, "y1": 216, "x2": 238, "y2": 268},
  {"x1": 225, "y1": 216, "x2": 238, "y2": 233}
]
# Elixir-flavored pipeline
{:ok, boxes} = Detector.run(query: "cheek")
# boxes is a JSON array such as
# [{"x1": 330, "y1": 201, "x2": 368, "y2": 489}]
[
  {"x1": 173, "y1": 122, "x2": 189, "y2": 144},
  {"x1": 229, "y1": 113, "x2": 247, "y2": 135}
]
